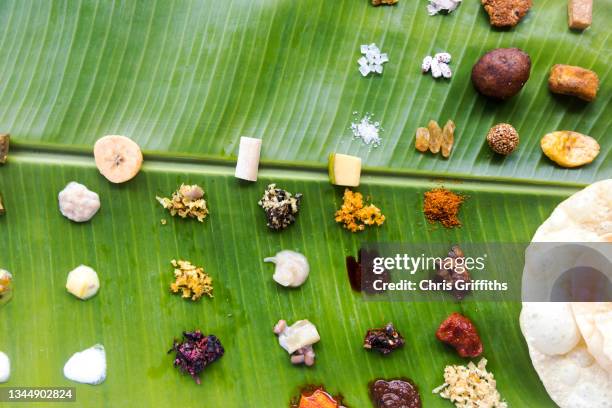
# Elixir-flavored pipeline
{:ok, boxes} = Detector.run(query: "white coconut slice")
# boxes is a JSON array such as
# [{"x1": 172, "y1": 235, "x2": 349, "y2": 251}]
[
  {"x1": 277, "y1": 320, "x2": 320, "y2": 354},
  {"x1": 0, "y1": 351, "x2": 10, "y2": 383},
  {"x1": 63, "y1": 344, "x2": 106, "y2": 385},
  {"x1": 520, "y1": 179, "x2": 612, "y2": 408},
  {"x1": 235, "y1": 137, "x2": 262, "y2": 182}
]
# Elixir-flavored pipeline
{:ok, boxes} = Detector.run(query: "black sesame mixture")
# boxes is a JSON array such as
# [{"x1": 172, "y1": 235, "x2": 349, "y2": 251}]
[{"x1": 258, "y1": 183, "x2": 302, "y2": 231}]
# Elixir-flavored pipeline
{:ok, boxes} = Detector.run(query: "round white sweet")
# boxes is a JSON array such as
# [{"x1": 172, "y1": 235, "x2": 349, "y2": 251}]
[
  {"x1": 66, "y1": 265, "x2": 100, "y2": 300},
  {"x1": 0, "y1": 351, "x2": 9, "y2": 383},
  {"x1": 58, "y1": 182, "x2": 100, "y2": 222},
  {"x1": 63, "y1": 344, "x2": 106, "y2": 385},
  {"x1": 264, "y1": 250, "x2": 309, "y2": 288}
]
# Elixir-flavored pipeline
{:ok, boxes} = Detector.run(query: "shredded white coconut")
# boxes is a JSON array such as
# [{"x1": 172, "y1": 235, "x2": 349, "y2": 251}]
[
  {"x1": 427, "y1": 0, "x2": 462, "y2": 15},
  {"x1": 433, "y1": 358, "x2": 508, "y2": 408},
  {"x1": 357, "y1": 43, "x2": 389, "y2": 77},
  {"x1": 350, "y1": 113, "x2": 382, "y2": 147}
]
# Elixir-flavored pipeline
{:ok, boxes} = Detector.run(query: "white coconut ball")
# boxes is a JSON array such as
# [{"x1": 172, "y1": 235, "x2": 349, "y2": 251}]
[
  {"x1": 66, "y1": 265, "x2": 100, "y2": 300},
  {"x1": 63, "y1": 344, "x2": 106, "y2": 385},
  {"x1": 58, "y1": 182, "x2": 100, "y2": 222},
  {"x1": 264, "y1": 250, "x2": 309, "y2": 287},
  {"x1": 0, "y1": 351, "x2": 10, "y2": 383}
]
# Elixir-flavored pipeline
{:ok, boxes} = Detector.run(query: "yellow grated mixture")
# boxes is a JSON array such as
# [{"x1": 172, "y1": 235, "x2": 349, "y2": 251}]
[
  {"x1": 334, "y1": 189, "x2": 385, "y2": 232},
  {"x1": 170, "y1": 259, "x2": 213, "y2": 301}
]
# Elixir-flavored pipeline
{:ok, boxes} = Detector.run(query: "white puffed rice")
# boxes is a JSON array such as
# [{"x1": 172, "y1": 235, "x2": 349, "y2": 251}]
[{"x1": 422, "y1": 51, "x2": 453, "y2": 79}]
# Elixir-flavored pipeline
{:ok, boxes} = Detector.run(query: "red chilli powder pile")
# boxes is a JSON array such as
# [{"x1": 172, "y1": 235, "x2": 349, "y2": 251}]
[{"x1": 423, "y1": 188, "x2": 465, "y2": 228}]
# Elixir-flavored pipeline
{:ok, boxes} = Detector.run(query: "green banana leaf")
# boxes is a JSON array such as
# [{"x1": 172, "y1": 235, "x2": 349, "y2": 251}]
[{"x1": 0, "y1": 0, "x2": 609, "y2": 407}]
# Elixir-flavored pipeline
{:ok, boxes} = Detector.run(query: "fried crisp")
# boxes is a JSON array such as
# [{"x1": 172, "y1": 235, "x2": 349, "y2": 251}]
[
  {"x1": 335, "y1": 189, "x2": 385, "y2": 233},
  {"x1": 481, "y1": 0, "x2": 532, "y2": 27},
  {"x1": 0, "y1": 134, "x2": 9, "y2": 164},
  {"x1": 157, "y1": 184, "x2": 209, "y2": 222},
  {"x1": 170, "y1": 259, "x2": 213, "y2": 301},
  {"x1": 541, "y1": 131, "x2": 600, "y2": 168},
  {"x1": 372, "y1": 0, "x2": 398, "y2": 5},
  {"x1": 548, "y1": 64, "x2": 599, "y2": 102}
]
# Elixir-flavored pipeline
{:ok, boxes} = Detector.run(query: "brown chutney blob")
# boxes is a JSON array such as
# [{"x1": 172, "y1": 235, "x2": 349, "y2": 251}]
[{"x1": 369, "y1": 378, "x2": 422, "y2": 408}]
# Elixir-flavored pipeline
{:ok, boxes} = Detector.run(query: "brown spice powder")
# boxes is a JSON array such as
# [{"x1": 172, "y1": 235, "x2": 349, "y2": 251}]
[{"x1": 423, "y1": 188, "x2": 465, "y2": 228}]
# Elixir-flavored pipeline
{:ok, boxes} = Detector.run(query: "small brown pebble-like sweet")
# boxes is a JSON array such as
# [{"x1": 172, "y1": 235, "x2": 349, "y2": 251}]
[
  {"x1": 481, "y1": 0, "x2": 532, "y2": 27},
  {"x1": 548, "y1": 64, "x2": 599, "y2": 102},
  {"x1": 487, "y1": 123, "x2": 519, "y2": 155},
  {"x1": 472, "y1": 48, "x2": 531, "y2": 99}
]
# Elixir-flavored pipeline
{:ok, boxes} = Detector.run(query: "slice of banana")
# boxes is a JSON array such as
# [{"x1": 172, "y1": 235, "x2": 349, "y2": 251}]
[{"x1": 93, "y1": 135, "x2": 143, "y2": 183}]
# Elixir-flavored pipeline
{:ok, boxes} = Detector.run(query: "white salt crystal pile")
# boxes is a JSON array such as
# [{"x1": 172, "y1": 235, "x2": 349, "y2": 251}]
[
  {"x1": 358, "y1": 44, "x2": 389, "y2": 77},
  {"x1": 350, "y1": 113, "x2": 382, "y2": 147}
]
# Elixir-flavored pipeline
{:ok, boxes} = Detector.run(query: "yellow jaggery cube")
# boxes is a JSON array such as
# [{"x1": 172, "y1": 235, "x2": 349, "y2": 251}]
[
  {"x1": 541, "y1": 131, "x2": 600, "y2": 168},
  {"x1": 170, "y1": 259, "x2": 213, "y2": 301},
  {"x1": 568, "y1": 0, "x2": 592, "y2": 30},
  {"x1": 334, "y1": 189, "x2": 385, "y2": 233},
  {"x1": 415, "y1": 127, "x2": 430, "y2": 152},
  {"x1": 328, "y1": 153, "x2": 361, "y2": 187}
]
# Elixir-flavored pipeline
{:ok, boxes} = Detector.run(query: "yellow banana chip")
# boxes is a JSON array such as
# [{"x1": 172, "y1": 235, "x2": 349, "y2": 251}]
[{"x1": 540, "y1": 131, "x2": 599, "y2": 168}]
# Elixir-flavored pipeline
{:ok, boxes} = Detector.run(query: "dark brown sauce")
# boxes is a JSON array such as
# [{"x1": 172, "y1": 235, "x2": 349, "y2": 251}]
[
  {"x1": 346, "y1": 249, "x2": 389, "y2": 294},
  {"x1": 369, "y1": 378, "x2": 422, "y2": 408}
]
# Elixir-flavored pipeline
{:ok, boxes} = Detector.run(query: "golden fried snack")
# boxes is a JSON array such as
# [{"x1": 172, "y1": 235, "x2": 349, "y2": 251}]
[
  {"x1": 481, "y1": 0, "x2": 532, "y2": 27},
  {"x1": 548, "y1": 64, "x2": 599, "y2": 102}
]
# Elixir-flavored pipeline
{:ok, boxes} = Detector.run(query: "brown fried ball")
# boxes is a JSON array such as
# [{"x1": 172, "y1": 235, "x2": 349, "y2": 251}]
[
  {"x1": 481, "y1": 0, "x2": 532, "y2": 28},
  {"x1": 471, "y1": 48, "x2": 531, "y2": 100}
]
